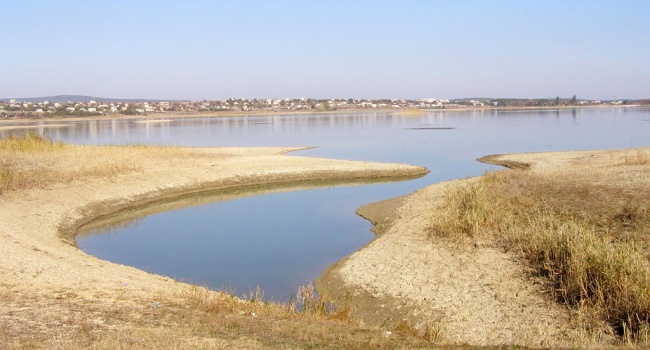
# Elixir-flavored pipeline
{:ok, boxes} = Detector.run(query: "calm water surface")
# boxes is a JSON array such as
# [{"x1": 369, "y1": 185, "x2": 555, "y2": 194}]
[{"x1": 4, "y1": 108, "x2": 648, "y2": 301}]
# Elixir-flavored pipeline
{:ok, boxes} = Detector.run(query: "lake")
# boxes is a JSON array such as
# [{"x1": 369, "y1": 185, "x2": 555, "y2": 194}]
[{"x1": 3, "y1": 107, "x2": 648, "y2": 301}]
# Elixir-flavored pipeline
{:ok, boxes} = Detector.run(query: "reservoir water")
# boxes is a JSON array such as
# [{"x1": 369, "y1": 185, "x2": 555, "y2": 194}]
[{"x1": 3, "y1": 107, "x2": 649, "y2": 301}]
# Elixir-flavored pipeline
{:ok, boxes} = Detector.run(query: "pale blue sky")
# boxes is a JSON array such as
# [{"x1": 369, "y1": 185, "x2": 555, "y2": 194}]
[{"x1": 2, "y1": 1, "x2": 648, "y2": 100}]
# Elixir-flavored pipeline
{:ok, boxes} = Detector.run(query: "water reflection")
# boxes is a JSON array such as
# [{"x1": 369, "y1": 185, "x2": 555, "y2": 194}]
[
  {"x1": 5, "y1": 107, "x2": 649, "y2": 300},
  {"x1": 78, "y1": 175, "x2": 425, "y2": 238},
  {"x1": 2, "y1": 111, "x2": 502, "y2": 146}
]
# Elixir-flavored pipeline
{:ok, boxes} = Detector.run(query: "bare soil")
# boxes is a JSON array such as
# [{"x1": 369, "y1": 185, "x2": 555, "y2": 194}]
[
  {"x1": 0, "y1": 146, "x2": 427, "y2": 347},
  {"x1": 318, "y1": 148, "x2": 650, "y2": 348},
  {"x1": 3, "y1": 140, "x2": 647, "y2": 348}
]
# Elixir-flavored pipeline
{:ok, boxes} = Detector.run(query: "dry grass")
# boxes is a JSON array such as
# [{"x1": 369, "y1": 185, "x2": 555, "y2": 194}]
[
  {"x1": 623, "y1": 149, "x2": 649, "y2": 166},
  {"x1": 0, "y1": 133, "x2": 216, "y2": 194},
  {"x1": 429, "y1": 161, "x2": 650, "y2": 342},
  {"x1": 1, "y1": 283, "x2": 440, "y2": 349},
  {"x1": 1, "y1": 133, "x2": 443, "y2": 349},
  {"x1": 393, "y1": 320, "x2": 445, "y2": 343},
  {"x1": 292, "y1": 283, "x2": 353, "y2": 321}
]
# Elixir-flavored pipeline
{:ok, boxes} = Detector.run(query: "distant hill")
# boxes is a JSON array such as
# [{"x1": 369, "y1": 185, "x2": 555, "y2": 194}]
[{"x1": 0, "y1": 95, "x2": 180, "y2": 103}]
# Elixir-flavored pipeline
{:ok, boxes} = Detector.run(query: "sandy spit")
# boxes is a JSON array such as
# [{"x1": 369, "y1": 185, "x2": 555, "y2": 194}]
[
  {"x1": 0, "y1": 146, "x2": 427, "y2": 340},
  {"x1": 317, "y1": 148, "x2": 650, "y2": 348}
]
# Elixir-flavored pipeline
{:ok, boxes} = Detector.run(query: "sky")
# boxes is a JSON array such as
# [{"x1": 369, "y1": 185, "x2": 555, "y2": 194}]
[{"x1": 2, "y1": 0, "x2": 649, "y2": 100}]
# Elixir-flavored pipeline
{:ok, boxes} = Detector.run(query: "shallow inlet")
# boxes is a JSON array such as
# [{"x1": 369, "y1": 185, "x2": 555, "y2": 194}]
[{"x1": 5, "y1": 107, "x2": 648, "y2": 301}]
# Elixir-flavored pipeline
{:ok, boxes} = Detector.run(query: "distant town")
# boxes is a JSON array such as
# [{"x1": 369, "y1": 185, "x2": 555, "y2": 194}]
[{"x1": 1, "y1": 96, "x2": 648, "y2": 119}]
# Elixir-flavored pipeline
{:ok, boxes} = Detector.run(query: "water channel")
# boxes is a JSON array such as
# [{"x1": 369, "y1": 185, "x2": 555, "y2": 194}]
[{"x1": 3, "y1": 107, "x2": 648, "y2": 301}]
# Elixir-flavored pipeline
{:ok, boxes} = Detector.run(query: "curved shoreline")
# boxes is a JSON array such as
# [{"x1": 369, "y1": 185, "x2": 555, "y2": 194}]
[
  {"x1": 0, "y1": 145, "x2": 427, "y2": 343},
  {"x1": 59, "y1": 159, "x2": 428, "y2": 245},
  {"x1": 3, "y1": 143, "x2": 648, "y2": 347},
  {"x1": 317, "y1": 147, "x2": 650, "y2": 347}
]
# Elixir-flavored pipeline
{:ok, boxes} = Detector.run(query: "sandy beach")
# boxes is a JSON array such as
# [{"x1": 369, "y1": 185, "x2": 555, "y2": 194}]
[{"x1": 0, "y1": 145, "x2": 426, "y2": 347}]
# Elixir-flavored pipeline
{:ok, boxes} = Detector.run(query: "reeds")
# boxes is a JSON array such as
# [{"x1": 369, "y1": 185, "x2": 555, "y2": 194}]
[
  {"x1": 292, "y1": 282, "x2": 353, "y2": 321},
  {"x1": 0, "y1": 133, "x2": 215, "y2": 194},
  {"x1": 0, "y1": 133, "x2": 134, "y2": 193},
  {"x1": 429, "y1": 167, "x2": 650, "y2": 341},
  {"x1": 0, "y1": 132, "x2": 66, "y2": 152}
]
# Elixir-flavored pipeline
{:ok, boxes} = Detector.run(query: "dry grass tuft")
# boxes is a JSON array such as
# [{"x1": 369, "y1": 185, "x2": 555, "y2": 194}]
[
  {"x1": 392, "y1": 319, "x2": 444, "y2": 343},
  {"x1": 423, "y1": 322, "x2": 445, "y2": 343},
  {"x1": 394, "y1": 319, "x2": 420, "y2": 337},
  {"x1": 623, "y1": 149, "x2": 649, "y2": 165},
  {"x1": 429, "y1": 163, "x2": 650, "y2": 341},
  {"x1": 289, "y1": 283, "x2": 352, "y2": 322}
]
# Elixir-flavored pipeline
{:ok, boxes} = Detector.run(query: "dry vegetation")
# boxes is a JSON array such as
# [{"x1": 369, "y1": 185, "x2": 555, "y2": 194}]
[
  {"x1": 1, "y1": 281, "x2": 438, "y2": 349},
  {"x1": 8, "y1": 132, "x2": 650, "y2": 348},
  {"x1": 0, "y1": 133, "x2": 230, "y2": 194},
  {"x1": 0, "y1": 133, "x2": 442, "y2": 349},
  {"x1": 2, "y1": 133, "x2": 140, "y2": 193},
  {"x1": 430, "y1": 150, "x2": 650, "y2": 343}
]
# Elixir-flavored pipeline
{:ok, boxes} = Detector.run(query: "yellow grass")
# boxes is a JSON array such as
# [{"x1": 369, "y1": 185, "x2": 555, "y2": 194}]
[
  {"x1": 429, "y1": 162, "x2": 650, "y2": 342},
  {"x1": 623, "y1": 149, "x2": 649, "y2": 165},
  {"x1": 1, "y1": 133, "x2": 442, "y2": 349},
  {"x1": 0, "y1": 133, "x2": 216, "y2": 194},
  {"x1": 1, "y1": 281, "x2": 439, "y2": 349}
]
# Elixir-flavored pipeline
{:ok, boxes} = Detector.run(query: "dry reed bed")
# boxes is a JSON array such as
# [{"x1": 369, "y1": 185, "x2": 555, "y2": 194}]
[
  {"x1": 430, "y1": 149, "x2": 650, "y2": 342},
  {"x1": 0, "y1": 133, "x2": 226, "y2": 194}
]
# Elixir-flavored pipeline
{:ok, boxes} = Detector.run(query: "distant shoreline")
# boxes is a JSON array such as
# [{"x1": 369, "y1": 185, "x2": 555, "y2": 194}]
[{"x1": 0, "y1": 104, "x2": 644, "y2": 124}]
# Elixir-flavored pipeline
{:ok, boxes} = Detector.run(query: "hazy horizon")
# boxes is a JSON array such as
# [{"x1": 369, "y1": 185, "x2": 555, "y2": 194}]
[{"x1": 3, "y1": 1, "x2": 649, "y2": 101}]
